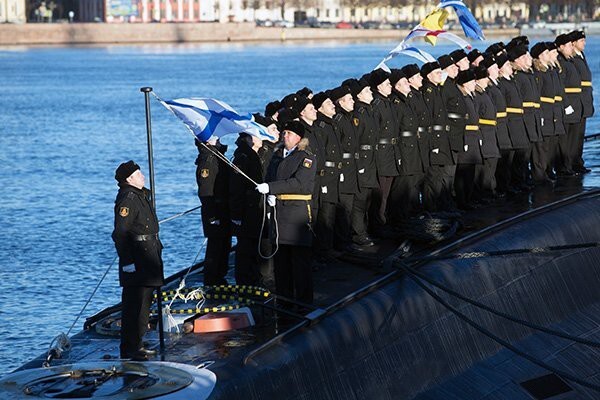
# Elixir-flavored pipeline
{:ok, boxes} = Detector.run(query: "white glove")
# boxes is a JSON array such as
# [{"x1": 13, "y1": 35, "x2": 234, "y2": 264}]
[
  {"x1": 256, "y1": 183, "x2": 270, "y2": 194},
  {"x1": 464, "y1": 145, "x2": 469, "y2": 152},
  {"x1": 231, "y1": 219, "x2": 242, "y2": 226},
  {"x1": 267, "y1": 195, "x2": 277, "y2": 207}
]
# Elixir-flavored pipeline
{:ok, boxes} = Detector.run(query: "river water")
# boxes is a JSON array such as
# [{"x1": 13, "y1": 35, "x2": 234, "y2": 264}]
[{"x1": 0, "y1": 38, "x2": 599, "y2": 377}]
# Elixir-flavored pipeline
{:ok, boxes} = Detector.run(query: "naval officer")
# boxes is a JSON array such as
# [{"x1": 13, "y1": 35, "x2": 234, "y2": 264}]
[{"x1": 112, "y1": 161, "x2": 164, "y2": 361}]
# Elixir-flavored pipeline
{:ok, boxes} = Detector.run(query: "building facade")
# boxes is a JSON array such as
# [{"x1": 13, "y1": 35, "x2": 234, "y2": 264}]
[{"x1": 0, "y1": 0, "x2": 26, "y2": 22}]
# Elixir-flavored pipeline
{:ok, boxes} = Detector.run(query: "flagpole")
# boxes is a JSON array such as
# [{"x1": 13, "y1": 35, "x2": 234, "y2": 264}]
[{"x1": 140, "y1": 86, "x2": 166, "y2": 354}]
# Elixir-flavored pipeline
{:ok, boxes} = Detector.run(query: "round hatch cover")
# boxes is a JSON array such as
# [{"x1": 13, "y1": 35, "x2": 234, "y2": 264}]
[{"x1": 0, "y1": 361, "x2": 214, "y2": 399}]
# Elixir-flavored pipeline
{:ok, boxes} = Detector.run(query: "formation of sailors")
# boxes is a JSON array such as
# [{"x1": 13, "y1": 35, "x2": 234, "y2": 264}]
[{"x1": 195, "y1": 31, "x2": 593, "y2": 306}]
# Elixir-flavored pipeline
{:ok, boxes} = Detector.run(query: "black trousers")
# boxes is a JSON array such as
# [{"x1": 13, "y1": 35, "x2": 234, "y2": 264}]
[
  {"x1": 511, "y1": 147, "x2": 529, "y2": 187},
  {"x1": 121, "y1": 286, "x2": 155, "y2": 356},
  {"x1": 235, "y1": 237, "x2": 261, "y2": 286},
  {"x1": 203, "y1": 236, "x2": 231, "y2": 285},
  {"x1": 335, "y1": 193, "x2": 354, "y2": 249},
  {"x1": 475, "y1": 157, "x2": 499, "y2": 197},
  {"x1": 423, "y1": 165, "x2": 454, "y2": 211},
  {"x1": 314, "y1": 200, "x2": 337, "y2": 257},
  {"x1": 495, "y1": 149, "x2": 514, "y2": 193},
  {"x1": 454, "y1": 164, "x2": 476, "y2": 208},
  {"x1": 389, "y1": 174, "x2": 423, "y2": 224},
  {"x1": 573, "y1": 119, "x2": 587, "y2": 170},
  {"x1": 351, "y1": 187, "x2": 372, "y2": 239},
  {"x1": 530, "y1": 140, "x2": 548, "y2": 182},
  {"x1": 558, "y1": 123, "x2": 577, "y2": 172},
  {"x1": 374, "y1": 176, "x2": 394, "y2": 225},
  {"x1": 274, "y1": 244, "x2": 313, "y2": 304},
  {"x1": 541, "y1": 136, "x2": 559, "y2": 174}
]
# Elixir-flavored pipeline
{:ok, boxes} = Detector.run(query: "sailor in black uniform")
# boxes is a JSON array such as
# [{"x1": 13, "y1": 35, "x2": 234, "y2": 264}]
[
  {"x1": 312, "y1": 92, "x2": 342, "y2": 262},
  {"x1": 402, "y1": 64, "x2": 432, "y2": 211},
  {"x1": 531, "y1": 42, "x2": 560, "y2": 181},
  {"x1": 498, "y1": 49, "x2": 530, "y2": 191},
  {"x1": 369, "y1": 68, "x2": 399, "y2": 229},
  {"x1": 389, "y1": 69, "x2": 425, "y2": 220},
  {"x1": 195, "y1": 137, "x2": 231, "y2": 285},
  {"x1": 555, "y1": 33, "x2": 583, "y2": 176},
  {"x1": 439, "y1": 54, "x2": 466, "y2": 168},
  {"x1": 112, "y1": 161, "x2": 164, "y2": 361},
  {"x1": 454, "y1": 70, "x2": 484, "y2": 209},
  {"x1": 258, "y1": 120, "x2": 317, "y2": 304},
  {"x1": 570, "y1": 30, "x2": 593, "y2": 174},
  {"x1": 346, "y1": 76, "x2": 378, "y2": 244},
  {"x1": 546, "y1": 42, "x2": 568, "y2": 179},
  {"x1": 331, "y1": 85, "x2": 360, "y2": 250},
  {"x1": 473, "y1": 65, "x2": 501, "y2": 199},
  {"x1": 511, "y1": 44, "x2": 547, "y2": 184},
  {"x1": 486, "y1": 54, "x2": 515, "y2": 196},
  {"x1": 421, "y1": 61, "x2": 455, "y2": 211}
]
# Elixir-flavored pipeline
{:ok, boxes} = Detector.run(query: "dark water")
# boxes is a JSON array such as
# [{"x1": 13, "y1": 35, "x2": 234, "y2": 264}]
[{"x1": 1, "y1": 38, "x2": 600, "y2": 377}]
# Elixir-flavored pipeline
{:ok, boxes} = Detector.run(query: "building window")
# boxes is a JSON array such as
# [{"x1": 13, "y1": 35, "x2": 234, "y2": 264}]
[
  {"x1": 335, "y1": 8, "x2": 339, "y2": 17},
  {"x1": 326, "y1": 9, "x2": 329, "y2": 18},
  {"x1": 351, "y1": 8, "x2": 355, "y2": 17},
  {"x1": 316, "y1": 9, "x2": 320, "y2": 17}
]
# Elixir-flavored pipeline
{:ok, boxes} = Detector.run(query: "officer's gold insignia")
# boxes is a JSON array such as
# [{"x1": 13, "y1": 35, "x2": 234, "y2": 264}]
[
  {"x1": 119, "y1": 207, "x2": 129, "y2": 217},
  {"x1": 353, "y1": 118, "x2": 360, "y2": 127},
  {"x1": 303, "y1": 158, "x2": 313, "y2": 168},
  {"x1": 201, "y1": 169, "x2": 209, "y2": 178}
]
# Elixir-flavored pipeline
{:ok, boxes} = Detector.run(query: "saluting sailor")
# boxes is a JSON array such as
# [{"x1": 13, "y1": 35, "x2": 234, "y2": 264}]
[
  {"x1": 112, "y1": 161, "x2": 163, "y2": 361},
  {"x1": 257, "y1": 121, "x2": 317, "y2": 304}
]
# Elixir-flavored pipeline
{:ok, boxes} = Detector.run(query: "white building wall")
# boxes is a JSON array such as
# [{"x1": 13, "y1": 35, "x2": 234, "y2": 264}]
[{"x1": 0, "y1": 0, "x2": 26, "y2": 23}]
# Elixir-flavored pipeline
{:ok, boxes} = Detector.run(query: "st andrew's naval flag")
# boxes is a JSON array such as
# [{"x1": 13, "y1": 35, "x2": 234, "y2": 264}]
[{"x1": 159, "y1": 97, "x2": 276, "y2": 142}]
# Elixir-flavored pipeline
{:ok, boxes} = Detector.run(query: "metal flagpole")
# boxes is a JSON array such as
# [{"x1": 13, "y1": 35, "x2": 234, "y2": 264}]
[{"x1": 141, "y1": 86, "x2": 166, "y2": 353}]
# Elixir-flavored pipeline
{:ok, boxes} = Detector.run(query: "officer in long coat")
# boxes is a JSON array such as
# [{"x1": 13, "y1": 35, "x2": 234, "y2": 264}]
[
  {"x1": 112, "y1": 161, "x2": 164, "y2": 361},
  {"x1": 546, "y1": 41, "x2": 568, "y2": 178},
  {"x1": 258, "y1": 121, "x2": 317, "y2": 304},
  {"x1": 230, "y1": 130, "x2": 268, "y2": 287},
  {"x1": 195, "y1": 137, "x2": 231, "y2": 285},
  {"x1": 569, "y1": 30, "x2": 593, "y2": 173}
]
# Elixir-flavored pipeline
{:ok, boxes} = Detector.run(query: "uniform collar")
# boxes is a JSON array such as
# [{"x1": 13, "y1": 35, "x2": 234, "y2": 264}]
[{"x1": 283, "y1": 146, "x2": 297, "y2": 158}]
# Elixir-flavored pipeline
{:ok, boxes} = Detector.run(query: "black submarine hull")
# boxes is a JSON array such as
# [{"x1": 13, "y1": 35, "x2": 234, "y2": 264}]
[{"x1": 208, "y1": 191, "x2": 600, "y2": 399}]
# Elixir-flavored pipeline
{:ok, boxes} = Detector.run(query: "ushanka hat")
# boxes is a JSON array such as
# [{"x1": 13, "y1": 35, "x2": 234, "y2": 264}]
[
  {"x1": 264, "y1": 100, "x2": 281, "y2": 118},
  {"x1": 456, "y1": 69, "x2": 476, "y2": 85},
  {"x1": 421, "y1": 61, "x2": 441, "y2": 77},
  {"x1": 449, "y1": 49, "x2": 468, "y2": 63},
  {"x1": 495, "y1": 53, "x2": 509, "y2": 68},
  {"x1": 437, "y1": 54, "x2": 455, "y2": 70},
  {"x1": 508, "y1": 45, "x2": 528, "y2": 61},
  {"x1": 479, "y1": 55, "x2": 497, "y2": 69},
  {"x1": 115, "y1": 160, "x2": 140, "y2": 183},
  {"x1": 389, "y1": 69, "x2": 406, "y2": 85},
  {"x1": 468, "y1": 49, "x2": 483, "y2": 63},
  {"x1": 311, "y1": 91, "x2": 330, "y2": 109},
  {"x1": 486, "y1": 42, "x2": 505, "y2": 55},
  {"x1": 530, "y1": 42, "x2": 550, "y2": 59},
  {"x1": 401, "y1": 63, "x2": 421, "y2": 79},
  {"x1": 330, "y1": 85, "x2": 352, "y2": 101},
  {"x1": 282, "y1": 120, "x2": 305, "y2": 138},
  {"x1": 369, "y1": 68, "x2": 390, "y2": 87},
  {"x1": 568, "y1": 30, "x2": 585, "y2": 41},
  {"x1": 555, "y1": 33, "x2": 571, "y2": 47}
]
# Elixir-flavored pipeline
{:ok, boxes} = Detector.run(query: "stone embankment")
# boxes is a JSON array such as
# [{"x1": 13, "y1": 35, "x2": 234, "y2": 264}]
[{"x1": 0, "y1": 22, "x2": 518, "y2": 46}]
